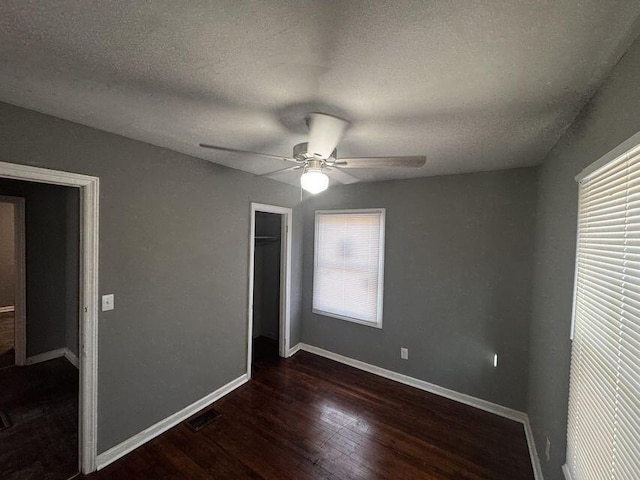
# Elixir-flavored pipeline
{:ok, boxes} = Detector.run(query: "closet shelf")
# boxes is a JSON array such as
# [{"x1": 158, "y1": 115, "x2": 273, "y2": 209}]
[{"x1": 255, "y1": 236, "x2": 279, "y2": 244}]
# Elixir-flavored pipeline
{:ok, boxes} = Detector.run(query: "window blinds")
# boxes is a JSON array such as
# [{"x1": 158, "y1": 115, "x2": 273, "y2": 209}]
[
  {"x1": 567, "y1": 147, "x2": 640, "y2": 480},
  {"x1": 313, "y1": 209, "x2": 385, "y2": 326}
]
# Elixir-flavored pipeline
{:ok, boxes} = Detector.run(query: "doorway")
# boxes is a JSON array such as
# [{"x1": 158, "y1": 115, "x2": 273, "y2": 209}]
[
  {"x1": 253, "y1": 211, "x2": 283, "y2": 361},
  {"x1": 0, "y1": 160, "x2": 99, "y2": 474},
  {"x1": 247, "y1": 203, "x2": 292, "y2": 377},
  {"x1": 0, "y1": 179, "x2": 80, "y2": 480}
]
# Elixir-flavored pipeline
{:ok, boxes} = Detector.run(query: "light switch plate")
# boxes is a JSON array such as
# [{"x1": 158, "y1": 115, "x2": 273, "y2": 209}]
[
  {"x1": 401, "y1": 348, "x2": 409, "y2": 360},
  {"x1": 102, "y1": 294, "x2": 114, "y2": 312}
]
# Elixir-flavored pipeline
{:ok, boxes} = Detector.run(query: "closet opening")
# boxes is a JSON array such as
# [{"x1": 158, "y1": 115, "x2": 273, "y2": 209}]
[{"x1": 247, "y1": 203, "x2": 292, "y2": 378}]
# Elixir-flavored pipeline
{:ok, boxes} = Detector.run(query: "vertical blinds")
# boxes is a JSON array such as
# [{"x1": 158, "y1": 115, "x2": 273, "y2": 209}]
[
  {"x1": 313, "y1": 209, "x2": 385, "y2": 326},
  {"x1": 567, "y1": 147, "x2": 640, "y2": 480}
]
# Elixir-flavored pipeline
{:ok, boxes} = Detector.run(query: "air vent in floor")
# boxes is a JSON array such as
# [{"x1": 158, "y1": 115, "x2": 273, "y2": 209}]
[{"x1": 186, "y1": 408, "x2": 220, "y2": 432}]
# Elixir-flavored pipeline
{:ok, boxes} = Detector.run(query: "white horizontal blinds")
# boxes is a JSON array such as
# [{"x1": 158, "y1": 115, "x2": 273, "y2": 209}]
[
  {"x1": 567, "y1": 148, "x2": 640, "y2": 480},
  {"x1": 313, "y1": 210, "x2": 384, "y2": 324}
]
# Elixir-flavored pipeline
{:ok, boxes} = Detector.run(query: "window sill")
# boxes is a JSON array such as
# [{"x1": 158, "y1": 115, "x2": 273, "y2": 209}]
[{"x1": 312, "y1": 308, "x2": 383, "y2": 329}]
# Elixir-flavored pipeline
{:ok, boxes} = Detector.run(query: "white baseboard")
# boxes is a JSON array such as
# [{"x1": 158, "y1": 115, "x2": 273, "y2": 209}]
[
  {"x1": 27, "y1": 347, "x2": 79, "y2": 369},
  {"x1": 524, "y1": 417, "x2": 545, "y2": 480},
  {"x1": 293, "y1": 343, "x2": 543, "y2": 479},
  {"x1": 287, "y1": 343, "x2": 301, "y2": 357},
  {"x1": 297, "y1": 343, "x2": 527, "y2": 422},
  {"x1": 27, "y1": 347, "x2": 78, "y2": 369},
  {"x1": 0, "y1": 305, "x2": 15, "y2": 313},
  {"x1": 64, "y1": 348, "x2": 80, "y2": 369},
  {"x1": 96, "y1": 373, "x2": 249, "y2": 470}
]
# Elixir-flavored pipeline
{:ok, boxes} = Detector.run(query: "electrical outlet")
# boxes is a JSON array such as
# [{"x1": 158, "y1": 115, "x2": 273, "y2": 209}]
[
  {"x1": 401, "y1": 348, "x2": 409, "y2": 360},
  {"x1": 545, "y1": 437, "x2": 551, "y2": 462}
]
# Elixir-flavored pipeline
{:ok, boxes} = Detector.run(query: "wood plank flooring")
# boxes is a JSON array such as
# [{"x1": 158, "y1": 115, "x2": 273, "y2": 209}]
[
  {"x1": 0, "y1": 357, "x2": 78, "y2": 480},
  {"x1": 88, "y1": 351, "x2": 534, "y2": 480}
]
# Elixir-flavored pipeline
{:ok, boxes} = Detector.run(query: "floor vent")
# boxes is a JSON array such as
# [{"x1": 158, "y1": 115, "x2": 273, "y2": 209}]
[
  {"x1": 0, "y1": 410, "x2": 10, "y2": 431},
  {"x1": 186, "y1": 408, "x2": 220, "y2": 432}
]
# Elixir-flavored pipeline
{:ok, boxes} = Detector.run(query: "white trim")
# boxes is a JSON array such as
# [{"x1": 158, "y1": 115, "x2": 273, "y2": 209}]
[
  {"x1": 64, "y1": 348, "x2": 80, "y2": 369},
  {"x1": 0, "y1": 160, "x2": 99, "y2": 474},
  {"x1": 297, "y1": 343, "x2": 526, "y2": 422},
  {"x1": 312, "y1": 208, "x2": 385, "y2": 328},
  {"x1": 287, "y1": 343, "x2": 301, "y2": 357},
  {"x1": 524, "y1": 418, "x2": 545, "y2": 480},
  {"x1": 0, "y1": 305, "x2": 15, "y2": 313},
  {"x1": 78, "y1": 167, "x2": 100, "y2": 476},
  {"x1": 0, "y1": 195, "x2": 26, "y2": 366},
  {"x1": 96, "y1": 373, "x2": 248, "y2": 470},
  {"x1": 26, "y1": 347, "x2": 78, "y2": 369},
  {"x1": 27, "y1": 347, "x2": 69, "y2": 365},
  {"x1": 292, "y1": 344, "x2": 543, "y2": 478},
  {"x1": 279, "y1": 207, "x2": 292, "y2": 358},
  {"x1": 247, "y1": 206, "x2": 256, "y2": 375},
  {"x1": 562, "y1": 464, "x2": 573, "y2": 480},
  {"x1": 568, "y1": 185, "x2": 582, "y2": 341},
  {"x1": 0, "y1": 161, "x2": 98, "y2": 187},
  {"x1": 576, "y1": 130, "x2": 640, "y2": 182},
  {"x1": 311, "y1": 308, "x2": 384, "y2": 328},
  {"x1": 247, "y1": 203, "x2": 293, "y2": 380}
]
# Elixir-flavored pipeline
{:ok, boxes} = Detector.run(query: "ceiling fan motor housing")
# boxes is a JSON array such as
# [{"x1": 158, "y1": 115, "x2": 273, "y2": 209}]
[{"x1": 293, "y1": 142, "x2": 337, "y2": 163}]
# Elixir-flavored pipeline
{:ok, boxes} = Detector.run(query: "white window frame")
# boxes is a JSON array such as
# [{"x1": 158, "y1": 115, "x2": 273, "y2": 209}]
[{"x1": 312, "y1": 208, "x2": 385, "y2": 328}]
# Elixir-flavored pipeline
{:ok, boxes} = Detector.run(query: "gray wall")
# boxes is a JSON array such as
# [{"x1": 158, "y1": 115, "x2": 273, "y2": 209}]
[
  {"x1": 0, "y1": 178, "x2": 79, "y2": 357},
  {"x1": 527, "y1": 35, "x2": 640, "y2": 480},
  {"x1": 0, "y1": 101, "x2": 303, "y2": 453},
  {"x1": 301, "y1": 168, "x2": 538, "y2": 411},
  {"x1": 0, "y1": 202, "x2": 15, "y2": 307},
  {"x1": 253, "y1": 212, "x2": 281, "y2": 340}
]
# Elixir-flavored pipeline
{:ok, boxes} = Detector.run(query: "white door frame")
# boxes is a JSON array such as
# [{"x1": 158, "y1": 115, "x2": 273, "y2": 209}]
[
  {"x1": 0, "y1": 195, "x2": 26, "y2": 366},
  {"x1": 247, "y1": 202, "x2": 292, "y2": 378},
  {"x1": 0, "y1": 160, "x2": 99, "y2": 474}
]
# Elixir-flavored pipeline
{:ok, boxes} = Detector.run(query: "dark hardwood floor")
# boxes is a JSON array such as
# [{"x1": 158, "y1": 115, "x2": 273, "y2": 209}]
[
  {"x1": 88, "y1": 351, "x2": 534, "y2": 480},
  {"x1": 252, "y1": 335, "x2": 279, "y2": 363},
  {"x1": 0, "y1": 357, "x2": 78, "y2": 480}
]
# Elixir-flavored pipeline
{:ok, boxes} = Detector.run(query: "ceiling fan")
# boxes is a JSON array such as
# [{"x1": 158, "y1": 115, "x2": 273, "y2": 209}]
[{"x1": 200, "y1": 113, "x2": 426, "y2": 194}]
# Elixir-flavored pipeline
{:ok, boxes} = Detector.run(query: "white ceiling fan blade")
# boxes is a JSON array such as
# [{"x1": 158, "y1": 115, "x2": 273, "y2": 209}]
[
  {"x1": 325, "y1": 166, "x2": 360, "y2": 185},
  {"x1": 199, "y1": 143, "x2": 297, "y2": 163},
  {"x1": 307, "y1": 113, "x2": 350, "y2": 159},
  {"x1": 335, "y1": 156, "x2": 426, "y2": 168},
  {"x1": 258, "y1": 165, "x2": 304, "y2": 178}
]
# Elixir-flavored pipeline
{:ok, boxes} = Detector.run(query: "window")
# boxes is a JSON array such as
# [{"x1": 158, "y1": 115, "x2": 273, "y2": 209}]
[
  {"x1": 567, "y1": 140, "x2": 640, "y2": 479},
  {"x1": 313, "y1": 209, "x2": 385, "y2": 327}
]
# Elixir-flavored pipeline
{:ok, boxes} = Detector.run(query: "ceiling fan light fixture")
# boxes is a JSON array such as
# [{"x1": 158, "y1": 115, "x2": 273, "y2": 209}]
[{"x1": 300, "y1": 167, "x2": 329, "y2": 194}]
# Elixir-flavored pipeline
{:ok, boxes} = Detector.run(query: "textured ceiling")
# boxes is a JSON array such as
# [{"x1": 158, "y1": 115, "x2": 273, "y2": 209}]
[{"x1": 1, "y1": 1, "x2": 640, "y2": 187}]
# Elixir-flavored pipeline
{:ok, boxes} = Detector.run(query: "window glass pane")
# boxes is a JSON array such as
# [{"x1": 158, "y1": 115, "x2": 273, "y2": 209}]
[{"x1": 313, "y1": 210, "x2": 384, "y2": 326}]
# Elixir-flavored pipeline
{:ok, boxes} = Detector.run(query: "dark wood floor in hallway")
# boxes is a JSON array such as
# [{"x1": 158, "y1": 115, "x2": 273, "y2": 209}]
[
  {"x1": 0, "y1": 357, "x2": 78, "y2": 480},
  {"x1": 88, "y1": 351, "x2": 534, "y2": 480}
]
